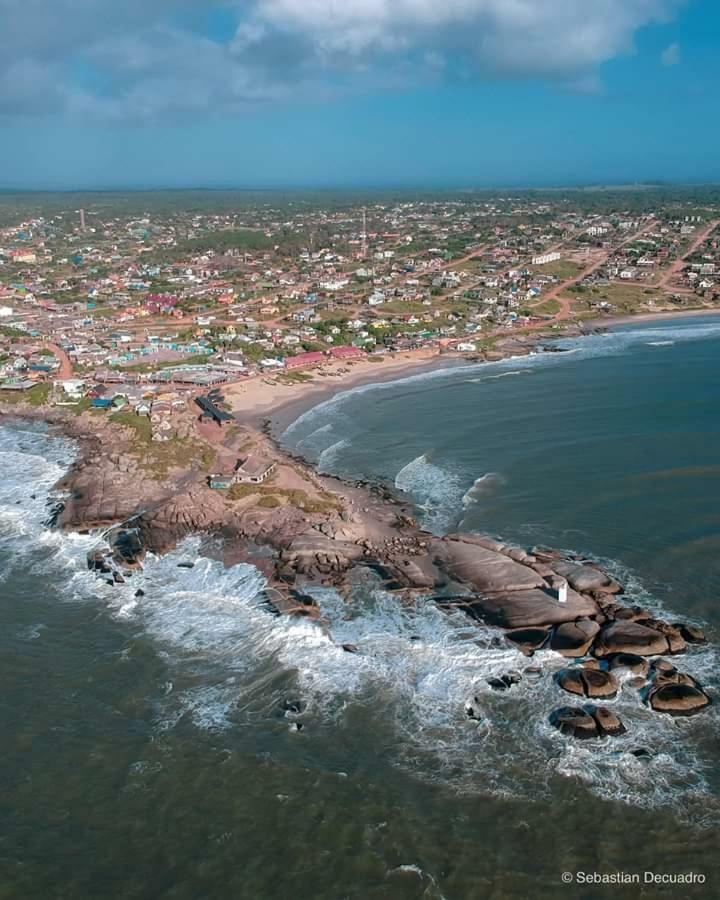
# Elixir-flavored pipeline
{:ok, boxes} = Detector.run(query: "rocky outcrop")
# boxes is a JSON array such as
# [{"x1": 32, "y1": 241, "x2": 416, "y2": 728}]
[
  {"x1": 607, "y1": 653, "x2": 650, "y2": 676},
  {"x1": 592, "y1": 621, "x2": 676, "y2": 658},
  {"x1": 550, "y1": 618, "x2": 600, "y2": 657},
  {"x1": 556, "y1": 667, "x2": 619, "y2": 700},
  {"x1": 505, "y1": 626, "x2": 551, "y2": 654},
  {"x1": 455, "y1": 587, "x2": 598, "y2": 629},
  {"x1": 550, "y1": 705, "x2": 626, "y2": 739},
  {"x1": 649, "y1": 683, "x2": 712, "y2": 717},
  {"x1": 551, "y1": 561, "x2": 621, "y2": 595},
  {"x1": 433, "y1": 537, "x2": 543, "y2": 593}
]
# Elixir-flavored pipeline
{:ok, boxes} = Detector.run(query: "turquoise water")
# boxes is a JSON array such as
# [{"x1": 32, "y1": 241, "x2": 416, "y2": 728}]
[{"x1": 2, "y1": 318, "x2": 720, "y2": 898}]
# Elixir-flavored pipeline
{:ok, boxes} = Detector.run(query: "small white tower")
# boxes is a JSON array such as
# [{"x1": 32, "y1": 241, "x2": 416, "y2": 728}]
[{"x1": 557, "y1": 579, "x2": 568, "y2": 604}]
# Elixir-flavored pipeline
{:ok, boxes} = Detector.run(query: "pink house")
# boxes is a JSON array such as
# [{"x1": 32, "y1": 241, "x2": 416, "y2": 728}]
[{"x1": 284, "y1": 351, "x2": 326, "y2": 370}]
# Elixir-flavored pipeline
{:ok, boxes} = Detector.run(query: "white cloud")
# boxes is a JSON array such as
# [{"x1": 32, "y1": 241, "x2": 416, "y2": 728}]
[
  {"x1": 661, "y1": 41, "x2": 681, "y2": 65},
  {"x1": 0, "y1": 0, "x2": 687, "y2": 120}
]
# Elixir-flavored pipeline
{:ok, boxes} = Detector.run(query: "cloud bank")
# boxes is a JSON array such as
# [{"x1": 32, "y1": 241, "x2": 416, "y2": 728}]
[{"x1": 0, "y1": 0, "x2": 685, "y2": 119}]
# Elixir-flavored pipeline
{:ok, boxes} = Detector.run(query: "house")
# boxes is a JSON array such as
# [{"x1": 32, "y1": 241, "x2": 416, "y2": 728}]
[
  {"x1": 284, "y1": 350, "x2": 326, "y2": 371},
  {"x1": 234, "y1": 455, "x2": 276, "y2": 485},
  {"x1": 195, "y1": 394, "x2": 235, "y2": 426}
]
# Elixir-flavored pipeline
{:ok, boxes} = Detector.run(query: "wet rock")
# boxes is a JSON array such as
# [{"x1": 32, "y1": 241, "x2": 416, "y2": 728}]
[
  {"x1": 652, "y1": 669, "x2": 700, "y2": 689},
  {"x1": 461, "y1": 587, "x2": 598, "y2": 629},
  {"x1": 592, "y1": 621, "x2": 670, "y2": 658},
  {"x1": 342, "y1": 643, "x2": 360, "y2": 654},
  {"x1": 487, "y1": 673, "x2": 522, "y2": 691},
  {"x1": 630, "y1": 747, "x2": 653, "y2": 760},
  {"x1": 635, "y1": 619, "x2": 687, "y2": 655},
  {"x1": 177, "y1": 561, "x2": 195, "y2": 569},
  {"x1": 674, "y1": 623, "x2": 707, "y2": 645},
  {"x1": 649, "y1": 683, "x2": 712, "y2": 717},
  {"x1": 505, "y1": 626, "x2": 551, "y2": 655},
  {"x1": 134, "y1": 588, "x2": 145, "y2": 598},
  {"x1": 651, "y1": 659, "x2": 676, "y2": 674},
  {"x1": 582, "y1": 659, "x2": 602, "y2": 670},
  {"x1": 557, "y1": 667, "x2": 618, "y2": 700},
  {"x1": 550, "y1": 618, "x2": 600, "y2": 657},
  {"x1": 607, "y1": 653, "x2": 650, "y2": 676},
  {"x1": 591, "y1": 706, "x2": 627, "y2": 737},
  {"x1": 551, "y1": 561, "x2": 621, "y2": 595},
  {"x1": 549, "y1": 706, "x2": 600, "y2": 739},
  {"x1": 465, "y1": 699, "x2": 485, "y2": 721},
  {"x1": 432, "y1": 538, "x2": 543, "y2": 594},
  {"x1": 282, "y1": 699, "x2": 305, "y2": 715}
]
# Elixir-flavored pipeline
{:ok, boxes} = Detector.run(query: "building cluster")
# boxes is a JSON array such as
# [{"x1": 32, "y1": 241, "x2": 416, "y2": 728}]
[{"x1": 1, "y1": 196, "x2": 717, "y2": 408}]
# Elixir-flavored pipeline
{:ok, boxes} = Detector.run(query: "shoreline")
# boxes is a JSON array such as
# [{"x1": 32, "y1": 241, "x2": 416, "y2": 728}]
[
  {"x1": 1, "y1": 309, "x2": 715, "y2": 734},
  {"x1": 227, "y1": 349, "x2": 473, "y2": 434},
  {"x1": 588, "y1": 306, "x2": 720, "y2": 328}
]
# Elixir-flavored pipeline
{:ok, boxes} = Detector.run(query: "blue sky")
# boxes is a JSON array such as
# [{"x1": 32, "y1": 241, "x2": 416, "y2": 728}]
[{"x1": 0, "y1": 0, "x2": 717, "y2": 189}]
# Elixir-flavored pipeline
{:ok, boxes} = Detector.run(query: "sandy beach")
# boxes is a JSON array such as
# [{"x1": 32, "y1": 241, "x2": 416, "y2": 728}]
[{"x1": 225, "y1": 349, "x2": 471, "y2": 433}]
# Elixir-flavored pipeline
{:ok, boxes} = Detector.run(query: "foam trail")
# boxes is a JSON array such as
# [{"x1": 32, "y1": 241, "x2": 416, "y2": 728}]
[
  {"x1": 461, "y1": 473, "x2": 504, "y2": 509},
  {"x1": 317, "y1": 439, "x2": 350, "y2": 471},
  {"x1": 394, "y1": 454, "x2": 465, "y2": 532},
  {"x1": 2, "y1": 421, "x2": 719, "y2": 819}
]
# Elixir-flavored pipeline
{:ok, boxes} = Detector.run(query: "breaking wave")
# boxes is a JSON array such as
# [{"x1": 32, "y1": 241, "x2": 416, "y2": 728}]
[
  {"x1": 394, "y1": 453, "x2": 465, "y2": 533},
  {"x1": 461, "y1": 472, "x2": 505, "y2": 508},
  {"x1": 2, "y1": 419, "x2": 719, "y2": 820}
]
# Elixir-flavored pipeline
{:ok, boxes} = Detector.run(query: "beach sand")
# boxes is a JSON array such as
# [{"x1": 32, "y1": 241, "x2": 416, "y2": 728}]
[{"x1": 225, "y1": 349, "x2": 469, "y2": 433}]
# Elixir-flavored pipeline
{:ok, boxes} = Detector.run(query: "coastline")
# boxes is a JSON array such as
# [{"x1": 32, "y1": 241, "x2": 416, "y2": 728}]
[
  {"x1": 1, "y1": 309, "x2": 716, "y2": 737},
  {"x1": 227, "y1": 349, "x2": 472, "y2": 433},
  {"x1": 588, "y1": 306, "x2": 720, "y2": 328}
]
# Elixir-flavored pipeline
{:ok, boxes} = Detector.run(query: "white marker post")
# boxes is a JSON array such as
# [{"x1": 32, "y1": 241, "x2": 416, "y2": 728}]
[{"x1": 557, "y1": 579, "x2": 568, "y2": 604}]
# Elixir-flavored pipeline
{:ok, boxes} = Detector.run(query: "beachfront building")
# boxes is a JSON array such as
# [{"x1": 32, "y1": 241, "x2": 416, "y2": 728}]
[{"x1": 234, "y1": 456, "x2": 276, "y2": 485}]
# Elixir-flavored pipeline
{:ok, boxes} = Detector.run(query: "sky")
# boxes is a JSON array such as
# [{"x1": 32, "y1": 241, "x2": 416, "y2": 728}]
[{"x1": 0, "y1": 0, "x2": 717, "y2": 189}]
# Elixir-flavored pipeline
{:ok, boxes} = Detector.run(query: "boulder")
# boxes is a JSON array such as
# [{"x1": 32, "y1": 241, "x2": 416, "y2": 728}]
[
  {"x1": 461, "y1": 587, "x2": 598, "y2": 629},
  {"x1": 551, "y1": 561, "x2": 621, "y2": 595},
  {"x1": 592, "y1": 621, "x2": 670, "y2": 658},
  {"x1": 635, "y1": 619, "x2": 687, "y2": 655},
  {"x1": 674, "y1": 623, "x2": 707, "y2": 645},
  {"x1": 649, "y1": 683, "x2": 712, "y2": 717},
  {"x1": 557, "y1": 667, "x2": 618, "y2": 699},
  {"x1": 550, "y1": 618, "x2": 601, "y2": 657},
  {"x1": 487, "y1": 672, "x2": 522, "y2": 691},
  {"x1": 652, "y1": 670, "x2": 700, "y2": 689},
  {"x1": 433, "y1": 539, "x2": 543, "y2": 594},
  {"x1": 549, "y1": 706, "x2": 600, "y2": 739},
  {"x1": 505, "y1": 626, "x2": 551, "y2": 655},
  {"x1": 607, "y1": 653, "x2": 650, "y2": 676},
  {"x1": 591, "y1": 706, "x2": 627, "y2": 737}
]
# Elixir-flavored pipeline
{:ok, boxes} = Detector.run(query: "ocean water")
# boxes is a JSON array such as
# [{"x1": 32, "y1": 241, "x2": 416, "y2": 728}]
[{"x1": 3, "y1": 318, "x2": 720, "y2": 898}]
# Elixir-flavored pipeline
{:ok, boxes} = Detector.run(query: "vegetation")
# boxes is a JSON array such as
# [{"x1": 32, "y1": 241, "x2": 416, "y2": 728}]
[{"x1": 228, "y1": 482, "x2": 343, "y2": 514}]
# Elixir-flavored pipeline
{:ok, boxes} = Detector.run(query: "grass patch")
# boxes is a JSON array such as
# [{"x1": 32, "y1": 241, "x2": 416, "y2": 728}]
[
  {"x1": 530, "y1": 260, "x2": 585, "y2": 280},
  {"x1": 228, "y1": 482, "x2": 342, "y2": 514},
  {"x1": 109, "y1": 411, "x2": 152, "y2": 442},
  {"x1": 530, "y1": 299, "x2": 561, "y2": 316}
]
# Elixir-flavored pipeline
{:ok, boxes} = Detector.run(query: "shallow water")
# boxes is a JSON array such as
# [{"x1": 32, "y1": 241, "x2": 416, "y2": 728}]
[{"x1": 3, "y1": 319, "x2": 720, "y2": 898}]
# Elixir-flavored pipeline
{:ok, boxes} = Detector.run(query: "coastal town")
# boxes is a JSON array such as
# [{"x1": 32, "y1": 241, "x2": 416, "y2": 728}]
[{"x1": 2, "y1": 190, "x2": 719, "y2": 433}]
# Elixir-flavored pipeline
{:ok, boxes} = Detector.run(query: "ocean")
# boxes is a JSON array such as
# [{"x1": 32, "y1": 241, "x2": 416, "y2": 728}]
[{"x1": 2, "y1": 317, "x2": 720, "y2": 898}]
